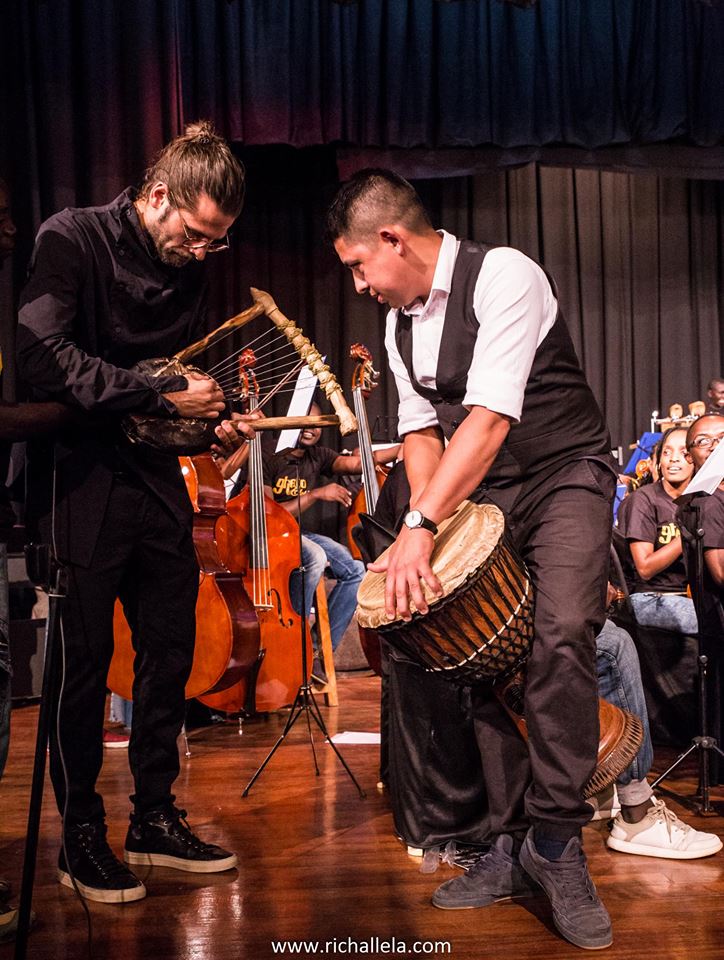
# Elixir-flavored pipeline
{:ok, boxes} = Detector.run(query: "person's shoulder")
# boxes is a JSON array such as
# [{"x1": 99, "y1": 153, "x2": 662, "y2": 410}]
[
  {"x1": 37, "y1": 191, "x2": 129, "y2": 241},
  {"x1": 626, "y1": 483, "x2": 655, "y2": 509},
  {"x1": 633, "y1": 481, "x2": 659, "y2": 503},
  {"x1": 621, "y1": 482, "x2": 656, "y2": 519},
  {"x1": 314, "y1": 445, "x2": 339, "y2": 465},
  {"x1": 478, "y1": 246, "x2": 550, "y2": 293},
  {"x1": 702, "y1": 487, "x2": 724, "y2": 515}
]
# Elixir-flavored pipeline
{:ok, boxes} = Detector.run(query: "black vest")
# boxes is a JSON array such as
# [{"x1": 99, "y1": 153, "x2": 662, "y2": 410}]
[{"x1": 394, "y1": 241, "x2": 613, "y2": 510}]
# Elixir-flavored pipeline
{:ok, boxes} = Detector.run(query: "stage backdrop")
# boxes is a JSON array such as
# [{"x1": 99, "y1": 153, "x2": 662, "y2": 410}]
[{"x1": 0, "y1": 0, "x2": 722, "y2": 448}]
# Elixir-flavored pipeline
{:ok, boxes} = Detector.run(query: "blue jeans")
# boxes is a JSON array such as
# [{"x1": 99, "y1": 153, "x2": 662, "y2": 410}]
[
  {"x1": 289, "y1": 533, "x2": 365, "y2": 651},
  {"x1": 109, "y1": 692, "x2": 133, "y2": 729},
  {"x1": 0, "y1": 544, "x2": 10, "y2": 779},
  {"x1": 595, "y1": 619, "x2": 653, "y2": 804},
  {"x1": 629, "y1": 592, "x2": 698, "y2": 635}
]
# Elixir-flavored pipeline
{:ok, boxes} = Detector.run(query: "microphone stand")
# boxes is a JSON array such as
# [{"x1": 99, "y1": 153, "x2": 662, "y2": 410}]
[
  {"x1": 242, "y1": 456, "x2": 365, "y2": 798},
  {"x1": 14, "y1": 548, "x2": 66, "y2": 960},
  {"x1": 651, "y1": 493, "x2": 724, "y2": 814}
]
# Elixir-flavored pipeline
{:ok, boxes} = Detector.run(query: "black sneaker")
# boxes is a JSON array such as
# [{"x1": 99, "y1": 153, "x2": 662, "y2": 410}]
[
  {"x1": 519, "y1": 828, "x2": 612, "y2": 950},
  {"x1": 58, "y1": 821, "x2": 146, "y2": 904},
  {"x1": 432, "y1": 834, "x2": 539, "y2": 909},
  {"x1": 124, "y1": 806, "x2": 238, "y2": 873}
]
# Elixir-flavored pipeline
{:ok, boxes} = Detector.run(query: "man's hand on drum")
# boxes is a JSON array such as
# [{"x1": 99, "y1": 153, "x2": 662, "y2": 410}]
[
  {"x1": 368, "y1": 525, "x2": 442, "y2": 621},
  {"x1": 165, "y1": 371, "x2": 226, "y2": 418}
]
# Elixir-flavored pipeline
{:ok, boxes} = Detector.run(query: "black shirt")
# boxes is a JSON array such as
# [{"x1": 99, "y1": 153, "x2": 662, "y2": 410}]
[
  {"x1": 618, "y1": 481, "x2": 688, "y2": 593},
  {"x1": 17, "y1": 188, "x2": 203, "y2": 413},
  {"x1": 16, "y1": 189, "x2": 208, "y2": 565},
  {"x1": 700, "y1": 488, "x2": 724, "y2": 551},
  {"x1": 264, "y1": 445, "x2": 339, "y2": 503}
]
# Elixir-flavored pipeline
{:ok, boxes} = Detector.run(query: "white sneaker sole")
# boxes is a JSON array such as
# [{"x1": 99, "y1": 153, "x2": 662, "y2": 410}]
[
  {"x1": 607, "y1": 835, "x2": 723, "y2": 860},
  {"x1": 124, "y1": 850, "x2": 238, "y2": 873},
  {"x1": 58, "y1": 869, "x2": 146, "y2": 903}
]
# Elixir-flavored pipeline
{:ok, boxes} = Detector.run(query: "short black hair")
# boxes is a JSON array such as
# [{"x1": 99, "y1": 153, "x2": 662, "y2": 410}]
[{"x1": 325, "y1": 168, "x2": 432, "y2": 244}]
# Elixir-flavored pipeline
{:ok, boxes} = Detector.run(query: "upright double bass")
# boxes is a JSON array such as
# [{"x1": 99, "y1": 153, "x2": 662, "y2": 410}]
[
  {"x1": 345, "y1": 344, "x2": 390, "y2": 676},
  {"x1": 346, "y1": 344, "x2": 390, "y2": 559},
  {"x1": 200, "y1": 357, "x2": 311, "y2": 714},
  {"x1": 108, "y1": 453, "x2": 261, "y2": 701}
]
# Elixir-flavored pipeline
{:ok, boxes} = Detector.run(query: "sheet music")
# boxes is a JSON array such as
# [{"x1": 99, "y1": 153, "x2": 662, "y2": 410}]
[
  {"x1": 681, "y1": 439, "x2": 724, "y2": 495},
  {"x1": 275, "y1": 364, "x2": 321, "y2": 453}
]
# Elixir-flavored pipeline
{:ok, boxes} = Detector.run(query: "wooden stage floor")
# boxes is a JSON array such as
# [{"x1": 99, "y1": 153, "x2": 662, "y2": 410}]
[{"x1": 1, "y1": 673, "x2": 723, "y2": 960}]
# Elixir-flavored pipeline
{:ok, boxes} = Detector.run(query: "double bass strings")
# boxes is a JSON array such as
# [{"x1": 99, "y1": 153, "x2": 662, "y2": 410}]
[{"x1": 247, "y1": 393, "x2": 272, "y2": 609}]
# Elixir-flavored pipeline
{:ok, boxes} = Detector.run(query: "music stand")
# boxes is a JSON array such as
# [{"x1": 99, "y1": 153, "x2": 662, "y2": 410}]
[
  {"x1": 242, "y1": 459, "x2": 365, "y2": 798},
  {"x1": 651, "y1": 487, "x2": 724, "y2": 814}
]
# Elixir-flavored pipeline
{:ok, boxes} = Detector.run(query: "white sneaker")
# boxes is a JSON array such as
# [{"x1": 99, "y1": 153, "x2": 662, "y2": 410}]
[
  {"x1": 587, "y1": 783, "x2": 621, "y2": 821},
  {"x1": 607, "y1": 797, "x2": 723, "y2": 859}
]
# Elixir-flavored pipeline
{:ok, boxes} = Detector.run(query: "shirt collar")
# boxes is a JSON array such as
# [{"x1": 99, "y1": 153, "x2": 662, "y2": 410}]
[{"x1": 402, "y1": 229, "x2": 458, "y2": 318}]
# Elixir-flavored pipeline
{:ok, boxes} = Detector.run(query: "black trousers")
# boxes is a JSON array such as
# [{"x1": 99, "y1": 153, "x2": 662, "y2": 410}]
[
  {"x1": 49, "y1": 477, "x2": 199, "y2": 826},
  {"x1": 472, "y1": 459, "x2": 616, "y2": 840}
]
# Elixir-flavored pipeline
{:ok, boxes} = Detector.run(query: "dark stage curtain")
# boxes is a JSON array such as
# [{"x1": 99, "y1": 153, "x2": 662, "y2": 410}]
[
  {"x1": 1, "y1": 138, "x2": 723, "y2": 452},
  {"x1": 201, "y1": 153, "x2": 724, "y2": 453},
  {"x1": 1, "y1": 1, "x2": 723, "y2": 447},
  {"x1": 2, "y1": 0, "x2": 722, "y2": 185}
]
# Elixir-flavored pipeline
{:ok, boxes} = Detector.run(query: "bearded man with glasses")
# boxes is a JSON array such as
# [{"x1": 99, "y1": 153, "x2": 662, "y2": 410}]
[{"x1": 16, "y1": 122, "x2": 252, "y2": 905}]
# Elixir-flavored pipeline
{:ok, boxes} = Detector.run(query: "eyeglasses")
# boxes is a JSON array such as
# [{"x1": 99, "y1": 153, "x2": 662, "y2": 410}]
[
  {"x1": 168, "y1": 193, "x2": 230, "y2": 253},
  {"x1": 689, "y1": 434, "x2": 724, "y2": 450}
]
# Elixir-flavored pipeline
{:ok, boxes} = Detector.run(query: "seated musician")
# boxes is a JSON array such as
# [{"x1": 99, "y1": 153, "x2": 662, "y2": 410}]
[
  {"x1": 617, "y1": 426, "x2": 697, "y2": 634},
  {"x1": 683, "y1": 414, "x2": 724, "y2": 595},
  {"x1": 678, "y1": 414, "x2": 724, "y2": 784},
  {"x1": 263, "y1": 401, "x2": 398, "y2": 679},
  {"x1": 594, "y1": 617, "x2": 720, "y2": 859}
]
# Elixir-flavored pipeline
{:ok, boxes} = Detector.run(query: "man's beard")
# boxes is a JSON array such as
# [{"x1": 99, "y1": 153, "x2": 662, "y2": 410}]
[{"x1": 148, "y1": 207, "x2": 192, "y2": 268}]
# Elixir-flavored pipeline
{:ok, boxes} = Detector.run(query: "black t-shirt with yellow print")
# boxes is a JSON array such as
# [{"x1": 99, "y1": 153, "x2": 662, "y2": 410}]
[
  {"x1": 264, "y1": 445, "x2": 339, "y2": 504},
  {"x1": 618, "y1": 481, "x2": 688, "y2": 593}
]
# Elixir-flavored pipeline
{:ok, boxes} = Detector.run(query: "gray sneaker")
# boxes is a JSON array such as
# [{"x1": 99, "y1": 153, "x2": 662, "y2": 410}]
[
  {"x1": 519, "y1": 828, "x2": 612, "y2": 950},
  {"x1": 432, "y1": 834, "x2": 539, "y2": 909}
]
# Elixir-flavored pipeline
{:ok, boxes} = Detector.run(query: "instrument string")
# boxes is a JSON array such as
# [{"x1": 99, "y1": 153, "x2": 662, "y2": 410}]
[
  {"x1": 204, "y1": 324, "x2": 282, "y2": 377},
  {"x1": 211, "y1": 336, "x2": 295, "y2": 381},
  {"x1": 354, "y1": 385, "x2": 380, "y2": 511},
  {"x1": 205, "y1": 326, "x2": 288, "y2": 380},
  {"x1": 211, "y1": 341, "x2": 302, "y2": 391},
  {"x1": 213, "y1": 354, "x2": 302, "y2": 393},
  {"x1": 246, "y1": 390, "x2": 273, "y2": 608}
]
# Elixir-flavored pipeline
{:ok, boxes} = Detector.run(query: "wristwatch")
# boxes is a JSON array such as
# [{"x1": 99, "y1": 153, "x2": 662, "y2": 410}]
[{"x1": 403, "y1": 509, "x2": 438, "y2": 535}]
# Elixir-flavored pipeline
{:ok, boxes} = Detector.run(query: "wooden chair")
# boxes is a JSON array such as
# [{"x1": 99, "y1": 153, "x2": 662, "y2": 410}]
[{"x1": 312, "y1": 580, "x2": 338, "y2": 707}]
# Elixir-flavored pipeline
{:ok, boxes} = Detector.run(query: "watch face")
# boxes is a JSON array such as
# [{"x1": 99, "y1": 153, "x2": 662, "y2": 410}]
[{"x1": 406, "y1": 509, "x2": 422, "y2": 528}]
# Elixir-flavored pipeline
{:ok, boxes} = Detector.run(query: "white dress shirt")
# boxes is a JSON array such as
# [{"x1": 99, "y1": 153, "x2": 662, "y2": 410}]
[{"x1": 385, "y1": 230, "x2": 558, "y2": 436}]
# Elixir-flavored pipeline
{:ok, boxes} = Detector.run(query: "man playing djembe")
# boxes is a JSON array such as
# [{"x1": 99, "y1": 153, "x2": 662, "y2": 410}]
[{"x1": 327, "y1": 169, "x2": 618, "y2": 951}]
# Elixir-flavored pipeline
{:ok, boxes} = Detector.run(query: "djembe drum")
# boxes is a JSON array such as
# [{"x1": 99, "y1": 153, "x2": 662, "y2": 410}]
[{"x1": 357, "y1": 501, "x2": 643, "y2": 799}]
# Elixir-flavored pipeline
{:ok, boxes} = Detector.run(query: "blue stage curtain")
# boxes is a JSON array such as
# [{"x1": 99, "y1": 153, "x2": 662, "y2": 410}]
[{"x1": 2, "y1": 0, "x2": 722, "y2": 174}]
